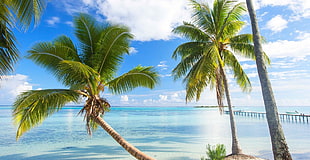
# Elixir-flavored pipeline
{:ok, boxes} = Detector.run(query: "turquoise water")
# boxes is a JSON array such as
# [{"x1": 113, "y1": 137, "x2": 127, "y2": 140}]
[{"x1": 0, "y1": 106, "x2": 309, "y2": 160}]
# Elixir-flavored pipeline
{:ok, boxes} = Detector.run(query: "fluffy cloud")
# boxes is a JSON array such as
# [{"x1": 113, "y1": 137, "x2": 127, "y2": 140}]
[
  {"x1": 266, "y1": 15, "x2": 288, "y2": 33},
  {"x1": 46, "y1": 17, "x2": 60, "y2": 26},
  {"x1": 96, "y1": 0, "x2": 192, "y2": 41},
  {"x1": 129, "y1": 47, "x2": 138, "y2": 54},
  {"x1": 55, "y1": 0, "x2": 309, "y2": 41},
  {"x1": 255, "y1": 0, "x2": 310, "y2": 20},
  {"x1": 0, "y1": 74, "x2": 33, "y2": 104},
  {"x1": 54, "y1": 0, "x2": 192, "y2": 41},
  {"x1": 263, "y1": 34, "x2": 310, "y2": 58}
]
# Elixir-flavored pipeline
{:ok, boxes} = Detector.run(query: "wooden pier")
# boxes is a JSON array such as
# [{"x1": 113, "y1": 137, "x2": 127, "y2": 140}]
[{"x1": 224, "y1": 110, "x2": 310, "y2": 124}]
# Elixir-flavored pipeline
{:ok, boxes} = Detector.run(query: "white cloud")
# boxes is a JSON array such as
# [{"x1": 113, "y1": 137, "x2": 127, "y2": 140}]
[
  {"x1": 82, "y1": 0, "x2": 94, "y2": 6},
  {"x1": 96, "y1": 0, "x2": 192, "y2": 41},
  {"x1": 241, "y1": 63, "x2": 257, "y2": 70},
  {"x1": 159, "y1": 74, "x2": 171, "y2": 78},
  {"x1": 296, "y1": 30, "x2": 310, "y2": 40},
  {"x1": 65, "y1": 21, "x2": 74, "y2": 27},
  {"x1": 56, "y1": 0, "x2": 191, "y2": 41},
  {"x1": 129, "y1": 47, "x2": 138, "y2": 54},
  {"x1": 265, "y1": 15, "x2": 288, "y2": 33},
  {"x1": 120, "y1": 95, "x2": 129, "y2": 102},
  {"x1": 52, "y1": 0, "x2": 89, "y2": 14},
  {"x1": 263, "y1": 35, "x2": 310, "y2": 58},
  {"x1": 255, "y1": 0, "x2": 310, "y2": 20},
  {"x1": 159, "y1": 95, "x2": 168, "y2": 101},
  {"x1": 157, "y1": 61, "x2": 168, "y2": 70},
  {"x1": 46, "y1": 17, "x2": 60, "y2": 26},
  {"x1": 0, "y1": 74, "x2": 33, "y2": 104}
]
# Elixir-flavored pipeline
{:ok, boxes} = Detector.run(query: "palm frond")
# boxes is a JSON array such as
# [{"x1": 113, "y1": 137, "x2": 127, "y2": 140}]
[
  {"x1": 223, "y1": 50, "x2": 251, "y2": 92},
  {"x1": 95, "y1": 25, "x2": 134, "y2": 80},
  {"x1": 73, "y1": 13, "x2": 104, "y2": 64},
  {"x1": 13, "y1": 89, "x2": 80, "y2": 139},
  {"x1": 172, "y1": 42, "x2": 205, "y2": 60},
  {"x1": 55, "y1": 60, "x2": 100, "y2": 89},
  {"x1": 221, "y1": 20, "x2": 245, "y2": 40},
  {"x1": 172, "y1": 42, "x2": 215, "y2": 80},
  {"x1": 53, "y1": 35, "x2": 81, "y2": 62},
  {"x1": 183, "y1": 51, "x2": 217, "y2": 102},
  {"x1": 172, "y1": 22, "x2": 211, "y2": 42},
  {"x1": 9, "y1": 0, "x2": 46, "y2": 30},
  {"x1": 185, "y1": 76, "x2": 209, "y2": 102},
  {"x1": 190, "y1": 0, "x2": 215, "y2": 35},
  {"x1": 229, "y1": 34, "x2": 255, "y2": 59},
  {"x1": 27, "y1": 35, "x2": 80, "y2": 73},
  {"x1": 0, "y1": 22, "x2": 19, "y2": 77},
  {"x1": 107, "y1": 66, "x2": 159, "y2": 94},
  {"x1": 230, "y1": 34, "x2": 270, "y2": 64}
]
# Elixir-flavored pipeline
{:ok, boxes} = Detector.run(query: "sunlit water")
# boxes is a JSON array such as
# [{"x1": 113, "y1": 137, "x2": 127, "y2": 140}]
[{"x1": 0, "y1": 106, "x2": 309, "y2": 160}]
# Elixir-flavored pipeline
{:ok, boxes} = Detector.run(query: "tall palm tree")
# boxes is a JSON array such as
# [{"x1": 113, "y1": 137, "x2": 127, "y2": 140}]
[
  {"x1": 245, "y1": 0, "x2": 292, "y2": 159},
  {"x1": 172, "y1": 0, "x2": 269, "y2": 155},
  {"x1": 0, "y1": 0, "x2": 46, "y2": 77},
  {"x1": 13, "y1": 13, "x2": 158, "y2": 160}
]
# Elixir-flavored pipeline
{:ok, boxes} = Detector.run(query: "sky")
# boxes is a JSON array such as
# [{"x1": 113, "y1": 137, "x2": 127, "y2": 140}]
[{"x1": 0, "y1": 0, "x2": 309, "y2": 107}]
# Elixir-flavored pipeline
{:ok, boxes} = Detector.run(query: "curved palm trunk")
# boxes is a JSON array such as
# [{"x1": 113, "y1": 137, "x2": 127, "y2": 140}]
[
  {"x1": 245, "y1": 1, "x2": 292, "y2": 159},
  {"x1": 219, "y1": 65, "x2": 242, "y2": 155},
  {"x1": 94, "y1": 116, "x2": 155, "y2": 160}
]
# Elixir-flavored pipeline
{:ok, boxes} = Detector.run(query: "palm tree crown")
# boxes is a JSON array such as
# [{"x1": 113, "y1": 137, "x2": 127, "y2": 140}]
[
  {"x1": 172, "y1": 0, "x2": 269, "y2": 155},
  {"x1": 172, "y1": 0, "x2": 269, "y2": 106},
  {"x1": 13, "y1": 13, "x2": 159, "y2": 160}
]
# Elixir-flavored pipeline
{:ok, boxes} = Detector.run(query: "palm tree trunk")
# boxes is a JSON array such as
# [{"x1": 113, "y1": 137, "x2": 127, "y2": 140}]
[
  {"x1": 219, "y1": 65, "x2": 242, "y2": 155},
  {"x1": 245, "y1": 0, "x2": 292, "y2": 159},
  {"x1": 94, "y1": 116, "x2": 155, "y2": 160}
]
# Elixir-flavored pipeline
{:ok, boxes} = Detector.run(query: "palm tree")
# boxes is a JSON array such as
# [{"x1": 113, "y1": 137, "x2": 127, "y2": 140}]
[
  {"x1": 13, "y1": 13, "x2": 158, "y2": 160},
  {"x1": 172, "y1": 0, "x2": 269, "y2": 155},
  {"x1": 0, "y1": 0, "x2": 46, "y2": 77},
  {"x1": 245, "y1": 0, "x2": 292, "y2": 159}
]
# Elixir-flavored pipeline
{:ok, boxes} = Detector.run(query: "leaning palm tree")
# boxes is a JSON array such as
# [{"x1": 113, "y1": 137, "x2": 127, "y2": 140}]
[
  {"x1": 172, "y1": 0, "x2": 269, "y2": 155},
  {"x1": 245, "y1": 0, "x2": 292, "y2": 159},
  {"x1": 0, "y1": 0, "x2": 46, "y2": 77},
  {"x1": 13, "y1": 13, "x2": 158, "y2": 160}
]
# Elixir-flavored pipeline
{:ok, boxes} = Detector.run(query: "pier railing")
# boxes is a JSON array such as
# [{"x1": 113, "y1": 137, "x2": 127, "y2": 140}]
[{"x1": 224, "y1": 110, "x2": 310, "y2": 124}]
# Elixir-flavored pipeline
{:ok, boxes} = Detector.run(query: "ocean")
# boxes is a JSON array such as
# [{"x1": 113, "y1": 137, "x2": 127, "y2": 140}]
[{"x1": 0, "y1": 106, "x2": 309, "y2": 160}]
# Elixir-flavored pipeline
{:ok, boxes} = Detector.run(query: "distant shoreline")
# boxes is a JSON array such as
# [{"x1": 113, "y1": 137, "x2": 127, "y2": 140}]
[{"x1": 194, "y1": 106, "x2": 228, "y2": 108}]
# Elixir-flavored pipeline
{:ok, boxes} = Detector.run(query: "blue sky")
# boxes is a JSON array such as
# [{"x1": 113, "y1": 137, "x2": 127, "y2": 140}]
[{"x1": 0, "y1": 0, "x2": 309, "y2": 107}]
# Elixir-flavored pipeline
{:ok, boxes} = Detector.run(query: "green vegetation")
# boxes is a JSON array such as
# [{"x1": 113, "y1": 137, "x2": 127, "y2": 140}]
[
  {"x1": 0, "y1": 0, "x2": 46, "y2": 77},
  {"x1": 12, "y1": 13, "x2": 158, "y2": 160},
  {"x1": 201, "y1": 144, "x2": 226, "y2": 160}
]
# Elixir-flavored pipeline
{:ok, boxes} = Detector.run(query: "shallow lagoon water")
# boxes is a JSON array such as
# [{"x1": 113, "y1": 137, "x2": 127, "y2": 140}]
[{"x1": 0, "y1": 106, "x2": 309, "y2": 160}]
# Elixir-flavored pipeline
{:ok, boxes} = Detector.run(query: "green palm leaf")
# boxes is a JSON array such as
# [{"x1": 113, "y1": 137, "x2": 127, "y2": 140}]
[
  {"x1": 0, "y1": 22, "x2": 19, "y2": 77},
  {"x1": 13, "y1": 89, "x2": 80, "y2": 139},
  {"x1": 107, "y1": 66, "x2": 159, "y2": 94},
  {"x1": 173, "y1": 22, "x2": 211, "y2": 42},
  {"x1": 27, "y1": 35, "x2": 80, "y2": 73},
  {"x1": 73, "y1": 13, "x2": 103, "y2": 64},
  {"x1": 95, "y1": 25, "x2": 134, "y2": 80},
  {"x1": 230, "y1": 34, "x2": 270, "y2": 64},
  {"x1": 223, "y1": 50, "x2": 251, "y2": 92},
  {"x1": 9, "y1": 0, "x2": 46, "y2": 30},
  {"x1": 190, "y1": 0, "x2": 215, "y2": 34},
  {"x1": 55, "y1": 60, "x2": 100, "y2": 89}
]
